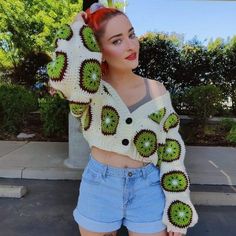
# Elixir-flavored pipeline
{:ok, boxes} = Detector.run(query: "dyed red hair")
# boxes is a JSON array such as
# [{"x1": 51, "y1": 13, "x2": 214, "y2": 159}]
[{"x1": 82, "y1": 6, "x2": 126, "y2": 76}]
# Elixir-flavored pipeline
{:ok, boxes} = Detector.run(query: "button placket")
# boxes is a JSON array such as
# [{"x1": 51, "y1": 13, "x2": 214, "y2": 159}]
[{"x1": 121, "y1": 116, "x2": 133, "y2": 146}]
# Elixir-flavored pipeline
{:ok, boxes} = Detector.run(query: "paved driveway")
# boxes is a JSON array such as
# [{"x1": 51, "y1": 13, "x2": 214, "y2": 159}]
[{"x1": 0, "y1": 178, "x2": 236, "y2": 236}]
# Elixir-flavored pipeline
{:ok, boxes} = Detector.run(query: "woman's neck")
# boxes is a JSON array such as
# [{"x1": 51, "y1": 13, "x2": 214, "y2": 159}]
[{"x1": 102, "y1": 69, "x2": 141, "y2": 89}]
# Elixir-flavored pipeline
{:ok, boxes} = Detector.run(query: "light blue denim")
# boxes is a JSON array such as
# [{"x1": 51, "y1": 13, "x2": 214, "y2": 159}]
[{"x1": 73, "y1": 153, "x2": 167, "y2": 234}]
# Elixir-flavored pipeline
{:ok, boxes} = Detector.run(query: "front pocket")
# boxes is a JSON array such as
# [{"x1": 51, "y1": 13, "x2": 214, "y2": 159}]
[
  {"x1": 146, "y1": 168, "x2": 161, "y2": 186},
  {"x1": 82, "y1": 168, "x2": 102, "y2": 185}
]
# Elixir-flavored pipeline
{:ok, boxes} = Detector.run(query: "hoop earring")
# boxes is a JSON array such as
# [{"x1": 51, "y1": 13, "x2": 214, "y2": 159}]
[{"x1": 101, "y1": 61, "x2": 108, "y2": 76}]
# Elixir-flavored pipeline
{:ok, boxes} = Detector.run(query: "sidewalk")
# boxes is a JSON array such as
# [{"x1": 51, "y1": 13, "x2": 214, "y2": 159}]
[
  {"x1": 0, "y1": 141, "x2": 81, "y2": 180},
  {"x1": 0, "y1": 141, "x2": 236, "y2": 205}
]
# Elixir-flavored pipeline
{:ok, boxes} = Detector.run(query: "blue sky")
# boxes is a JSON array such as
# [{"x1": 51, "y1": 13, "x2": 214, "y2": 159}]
[{"x1": 125, "y1": 0, "x2": 236, "y2": 45}]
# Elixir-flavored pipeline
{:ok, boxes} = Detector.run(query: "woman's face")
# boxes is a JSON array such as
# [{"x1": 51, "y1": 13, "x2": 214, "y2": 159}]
[{"x1": 99, "y1": 14, "x2": 140, "y2": 72}]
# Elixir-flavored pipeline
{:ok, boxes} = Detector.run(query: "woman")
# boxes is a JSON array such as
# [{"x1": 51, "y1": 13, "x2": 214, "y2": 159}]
[{"x1": 47, "y1": 2, "x2": 199, "y2": 236}]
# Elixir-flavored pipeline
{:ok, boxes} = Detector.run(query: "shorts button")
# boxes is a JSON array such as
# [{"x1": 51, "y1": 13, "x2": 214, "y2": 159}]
[{"x1": 128, "y1": 172, "x2": 133, "y2": 177}]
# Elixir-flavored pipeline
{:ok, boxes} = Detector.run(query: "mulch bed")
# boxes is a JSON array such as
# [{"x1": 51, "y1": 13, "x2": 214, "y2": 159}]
[
  {"x1": 0, "y1": 113, "x2": 68, "y2": 142},
  {"x1": 0, "y1": 114, "x2": 236, "y2": 147},
  {"x1": 180, "y1": 122, "x2": 236, "y2": 147}
]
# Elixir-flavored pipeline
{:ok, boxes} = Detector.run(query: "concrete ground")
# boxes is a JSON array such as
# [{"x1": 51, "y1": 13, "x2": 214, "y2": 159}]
[
  {"x1": 0, "y1": 141, "x2": 236, "y2": 186},
  {"x1": 0, "y1": 178, "x2": 236, "y2": 236},
  {"x1": 0, "y1": 141, "x2": 236, "y2": 235},
  {"x1": 1, "y1": 141, "x2": 236, "y2": 205}
]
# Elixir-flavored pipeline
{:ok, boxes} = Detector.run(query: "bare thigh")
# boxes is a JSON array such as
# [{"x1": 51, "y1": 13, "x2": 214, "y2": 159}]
[
  {"x1": 78, "y1": 225, "x2": 117, "y2": 236},
  {"x1": 128, "y1": 228, "x2": 168, "y2": 236}
]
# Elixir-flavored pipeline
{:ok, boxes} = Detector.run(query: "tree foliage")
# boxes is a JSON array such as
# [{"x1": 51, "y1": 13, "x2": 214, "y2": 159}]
[
  {"x1": 0, "y1": 0, "x2": 82, "y2": 84},
  {"x1": 0, "y1": 0, "x2": 236, "y2": 112},
  {"x1": 135, "y1": 33, "x2": 236, "y2": 97}
]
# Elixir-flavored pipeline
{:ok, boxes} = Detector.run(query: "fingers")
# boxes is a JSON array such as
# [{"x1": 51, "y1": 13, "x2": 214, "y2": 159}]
[
  {"x1": 80, "y1": 11, "x2": 88, "y2": 22},
  {"x1": 81, "y1": 11, "x2": 87, "y2": 18},
  {"x1": 48, "y1": 87, "x2": 57, "y2": 96}
]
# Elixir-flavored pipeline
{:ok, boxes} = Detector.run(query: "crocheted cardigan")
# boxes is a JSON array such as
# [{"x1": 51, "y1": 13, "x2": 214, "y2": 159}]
[{"x1": 47, "y1": 17, "x2": 199, "y2": 235}]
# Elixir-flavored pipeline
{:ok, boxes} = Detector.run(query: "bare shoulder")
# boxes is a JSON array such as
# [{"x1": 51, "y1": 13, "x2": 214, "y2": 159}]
[{"x1": 146, "y1": 78, "x2": 167, "y2": 98}]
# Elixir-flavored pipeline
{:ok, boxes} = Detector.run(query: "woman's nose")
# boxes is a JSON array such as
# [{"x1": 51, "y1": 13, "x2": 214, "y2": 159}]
[{"x1": 125, "y1": 38, "x2": 136, "y2": 50}]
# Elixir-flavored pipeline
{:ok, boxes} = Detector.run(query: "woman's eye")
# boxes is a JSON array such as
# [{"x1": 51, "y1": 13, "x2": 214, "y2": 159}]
[
  {"x1": 112, "y1": 33, "x2": 136, "y2": 45},
  {"x1": 130, "y1": 32, "x2": 136, "y2": 38},
  {"x1": 112, "y1": 39, "x2": 122, "y2": 45}
]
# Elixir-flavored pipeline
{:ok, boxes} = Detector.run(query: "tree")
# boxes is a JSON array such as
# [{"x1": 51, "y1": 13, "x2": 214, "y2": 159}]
[
  {"x1": 0, "y1": 0, "x2": 83, "y2": 85},
  {"x1": 135, "y1": 32, "x2": 182, "y2": 94},
  {"x1": 223, "y1": 36, "x2": 236, "y2": 112}
]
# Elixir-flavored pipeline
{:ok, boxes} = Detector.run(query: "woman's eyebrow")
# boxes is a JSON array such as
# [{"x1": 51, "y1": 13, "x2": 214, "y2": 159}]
[{"x1": 108, "y1": 27, "x2": 134, "y2": 41}]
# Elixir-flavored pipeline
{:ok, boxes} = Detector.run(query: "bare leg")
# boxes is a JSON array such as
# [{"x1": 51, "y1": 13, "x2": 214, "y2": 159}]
[
  {"x1": 78, "y1": 224, "x2": 117, "y2": 236},
  {"x1": 128, "y1": 228, "x2": 168, "y2": 236}
]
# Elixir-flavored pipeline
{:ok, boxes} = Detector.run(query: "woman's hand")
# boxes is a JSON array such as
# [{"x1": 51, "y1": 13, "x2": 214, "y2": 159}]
[
  {"x1": 48, "y1": 86, "x2": 57, "y2": 96},
  {"x1": 168, "y1": 231, "x2": 183, "y2": 236}
]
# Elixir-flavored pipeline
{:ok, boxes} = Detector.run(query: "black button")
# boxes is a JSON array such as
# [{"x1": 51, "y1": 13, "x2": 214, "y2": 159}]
[
  {"x1": 126, "y1": 117, "x2": 132, "y2": 124},
  {"x1": 128, "y1": 172, "x2": 133, "y2": 177},
  {"x1": 122, "y1": 139, "x2": 129, "y2": 145}
]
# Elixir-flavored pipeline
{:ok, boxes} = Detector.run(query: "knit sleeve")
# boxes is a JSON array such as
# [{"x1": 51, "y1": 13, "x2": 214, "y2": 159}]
[
  {"x1": 47, "y1": 14, "x2": 102, "y2": 118},
  {"x1": 159, "y1": 94, "x2": 199, "y2": 235}
]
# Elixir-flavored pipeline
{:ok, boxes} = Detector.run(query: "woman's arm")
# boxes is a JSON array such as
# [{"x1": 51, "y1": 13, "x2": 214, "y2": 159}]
[
  {"x1": 158, "y1": 88, "x2": 199, "y2": 235},
  {"x1": 47, "y1": 12, "x2": 102, "y2": 118}
]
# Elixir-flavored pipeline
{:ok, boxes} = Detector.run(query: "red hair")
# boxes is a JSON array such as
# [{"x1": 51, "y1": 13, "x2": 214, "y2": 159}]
[{"x1": 83, "y1": 7, "x2": 126, "y2": 76}]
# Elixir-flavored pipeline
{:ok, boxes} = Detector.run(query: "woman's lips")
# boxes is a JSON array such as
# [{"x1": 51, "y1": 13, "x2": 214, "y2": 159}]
[{"x1": 125, "y1": 53, "x2": 137, "y2": 60}]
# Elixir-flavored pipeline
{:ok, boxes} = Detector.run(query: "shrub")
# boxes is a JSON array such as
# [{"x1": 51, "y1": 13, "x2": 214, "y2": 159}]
[
  {"x1": 38, "y1": 94, "x2": 69, "y2": 137},
  {"x1": 219, "y1": 118, "x2": 236, "y2": 143},
  {"x1": 215, "y1": 104, "x2": 233, "y2": 117},
  {"x1": 0, "y1": 82, "x2": 38, "y2": 133},
  {"x1": 219, "y1": 118, "x2": 236, "y2": 132},
  {"x1": 226, "y1": 125, "x2": 236, "y2": 143},
  {"x1": 183, "y1": 84, "x2": 224, "y2": 124},
  {"x1": 171, "y1": 92, "x2": 188, "y2": 115},
  {"x1": 231, "y1": 91, "x2": 236, "y2": 116}
]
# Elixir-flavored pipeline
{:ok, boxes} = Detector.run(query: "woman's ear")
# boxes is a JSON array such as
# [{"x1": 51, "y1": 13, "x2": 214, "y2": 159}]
[
  {"x1": 81, "y1": 12, "x2": 88, "y2": 22},
  {"x1": 72, "y1": 11, "x2": 87, "y2": 24}
]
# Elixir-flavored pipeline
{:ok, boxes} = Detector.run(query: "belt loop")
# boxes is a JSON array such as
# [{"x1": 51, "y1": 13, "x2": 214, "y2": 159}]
[
  {"x1": 102, "y1": 164, "x2": 108, "y2": 179},
  {"x1": 89, "y1": 153, "x2": 92, "y2": 161},
  {"x1": 141, "y1": 168, "x2": 147, "y2": 179}
]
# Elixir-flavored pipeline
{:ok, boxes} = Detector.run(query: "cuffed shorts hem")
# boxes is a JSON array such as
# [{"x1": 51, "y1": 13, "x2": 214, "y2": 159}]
[
  {"x1": 123, "y1": 219, "x2": 167, "y2": 234},
  {"x1": 73, "y1": 208, "x2": 121, "y2": 233}
]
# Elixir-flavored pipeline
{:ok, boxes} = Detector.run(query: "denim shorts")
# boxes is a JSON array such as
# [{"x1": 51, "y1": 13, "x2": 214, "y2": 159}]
[{"x1": 73, "y1": 153, "x2": 167, "y2": 234}]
